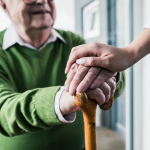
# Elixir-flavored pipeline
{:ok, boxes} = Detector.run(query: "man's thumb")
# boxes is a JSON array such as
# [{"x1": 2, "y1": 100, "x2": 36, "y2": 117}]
[{"x1": 76, "y1": 57, "x2": 105, "y2": 67}]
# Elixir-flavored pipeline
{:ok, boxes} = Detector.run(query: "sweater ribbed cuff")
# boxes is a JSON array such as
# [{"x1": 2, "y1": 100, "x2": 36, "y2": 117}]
[{"x1": 35, "y1": 86, "x2": 63, "y2": 126}]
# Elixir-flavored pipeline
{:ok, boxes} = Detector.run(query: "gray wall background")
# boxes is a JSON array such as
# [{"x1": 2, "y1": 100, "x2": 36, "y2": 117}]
[
  {"x1": 74, "y1": 0, "x2": 93, "y2": 36},
  {"x1": 74, "y1": 0, "x2": 108, "y2": 44}
]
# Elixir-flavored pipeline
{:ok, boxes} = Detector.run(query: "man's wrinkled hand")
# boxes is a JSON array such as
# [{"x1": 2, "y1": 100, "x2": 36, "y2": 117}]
[
  {"x1": 85, "y1": 77, "x2": 116, "y2": 106},
  {"x1": 61, "y1": 75, "x2": 116, "y2": 116},
  {"x1": 64, "y1": 63, "x2": 117, "y2": 96}
]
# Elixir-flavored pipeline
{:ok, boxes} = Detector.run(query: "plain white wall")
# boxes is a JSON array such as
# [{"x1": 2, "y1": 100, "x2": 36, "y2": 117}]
[
  {"x1": 133, "y1": 0, "x2": 150, "y2": 150},
  {"x1": 54, "y1": 0, "x2": 75, "y2": 32},
  {"x1": 141, "y1": 1, "x2": 150, "y2": 150}
]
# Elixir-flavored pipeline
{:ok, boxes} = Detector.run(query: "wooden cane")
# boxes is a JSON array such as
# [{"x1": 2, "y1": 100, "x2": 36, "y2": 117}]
[{"x1": 74, "y1": 92, "x2": 114, "y2": 150}]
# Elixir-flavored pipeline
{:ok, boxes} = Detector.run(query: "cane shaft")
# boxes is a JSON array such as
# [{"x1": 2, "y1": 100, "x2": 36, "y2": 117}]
[
  {"x1": 84, "y1": 123, "x2": 96, "y2": 150},
  {"x1": 74, "y1": 92, "x2": 97, "y2": 150}
]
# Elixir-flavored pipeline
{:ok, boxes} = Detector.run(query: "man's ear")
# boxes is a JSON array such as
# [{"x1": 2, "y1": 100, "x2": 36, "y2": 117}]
[{"x1": 0, "y1": 0, "x2": 9, "y2": 15}]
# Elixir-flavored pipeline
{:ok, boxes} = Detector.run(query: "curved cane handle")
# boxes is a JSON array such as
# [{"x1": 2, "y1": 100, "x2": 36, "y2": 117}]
[
  {"x1": 74, "y1": 92, "x2": 97, "y2": 123},
  {"x1": 74, "y1": 92, "x2": 114, "y2": 112}
]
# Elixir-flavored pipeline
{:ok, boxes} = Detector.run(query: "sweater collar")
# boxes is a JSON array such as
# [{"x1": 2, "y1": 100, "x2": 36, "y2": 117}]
[{"x1": 3, "y1": 24, "x2": 66, "y2": 50}]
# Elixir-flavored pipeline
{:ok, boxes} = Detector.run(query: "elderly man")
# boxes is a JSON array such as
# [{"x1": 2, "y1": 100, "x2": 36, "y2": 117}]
[{"x1": 0, "y1": 0, "x2": 125, "y2": 150}]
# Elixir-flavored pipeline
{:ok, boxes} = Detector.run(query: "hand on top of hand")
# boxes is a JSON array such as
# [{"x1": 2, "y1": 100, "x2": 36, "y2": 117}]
[
  {"x1": 64, "y1": 63, "x2": 117, "y2": 107},
  {"x1": 65, "y1": 42, "x2": 131, "y2": 73},
  {"x1": 65, "y1": 63, "x2": 117, "y2": 96}
]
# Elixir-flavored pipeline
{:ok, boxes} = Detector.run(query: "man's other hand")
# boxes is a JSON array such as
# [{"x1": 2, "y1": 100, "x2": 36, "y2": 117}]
[{"x1": 86, "y1": 76, "x2": 116, "y2": 106}]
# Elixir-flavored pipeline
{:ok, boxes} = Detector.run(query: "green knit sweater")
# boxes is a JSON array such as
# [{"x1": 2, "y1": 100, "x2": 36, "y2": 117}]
[{"x1": 0, "y1": 29, "x2": 125, "y2": 150}]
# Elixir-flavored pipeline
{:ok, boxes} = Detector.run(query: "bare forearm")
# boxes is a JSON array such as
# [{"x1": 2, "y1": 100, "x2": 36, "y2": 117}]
[
  {"x1": 66, "y1": 29, "x2": 150, "y2": 73},
  {"x1": 127, "y1": 29, "x2": 150, "y2": 66}
]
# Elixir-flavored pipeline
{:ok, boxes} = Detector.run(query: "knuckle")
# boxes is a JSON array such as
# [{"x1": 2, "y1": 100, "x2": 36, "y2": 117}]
[
  {"x1": 100, "y1": 83, "x2": 111, "y2": 101},
  {"x1": 72, "y1": 78, "x2": 79, "y2": 85},
  {"x1": 78, "y1": 83, "x2": 88, "y2": 92},
  {"x1": 84, "y1": 78, "x2": 91, "y2": 84},
  {"x1": 106, "y1": 89, "x2": 111, "y2": 101},
  {"x1": 80, "y1": 78, "x2": 90, "y2": 86},
  {"x1": 104, "y1": 58, "x2": 112, "y2": 69},
  {"x1": 88, "y1": 89, "x2": 106, "y2": 105},
  {"x1": 71, "y1": 63, "x2": 77, "y2": 70},
  {"x1": 96, "y1": 75, "x2": 103, "y2": 81},
  {"x1": 72, "y1": 47, "x2": 77, "y2": 53},
  {"x1": 101, "y1": 70, "x2": 112, "y2": 78},
  {"x1": 88, "y1": 67, "x2": 100, "y2": 75},
  {"x1": 90, "y1": 82, "x2": 99, "y2": 89},
  {"x1": 92, "y1": 41, "x2": 100, "y2": 49},
  {"x1": 88, "y1": 69, "x2": 97, "y2": 75},
  {"x1": 107, "y1": 84, "x2": 111, "y2": 93},
  {"x1": 106, "y1": 93, "x2": 111, "y2": 102},
  {"x1": 78, "y1": 66, "x2": 89, "y2": 73},
  {"x1": 97, "y1": 92, "x2": 105, "y2": 105},
  {"x1": 88, "y1": 57, "x2": 96, "y2": 66},
  {"x1": 98, "y1": 89, "x2": 105, "y2": 98},
  {"x1": 107, "y1": 78, "x2": 116, "y2": 89}
]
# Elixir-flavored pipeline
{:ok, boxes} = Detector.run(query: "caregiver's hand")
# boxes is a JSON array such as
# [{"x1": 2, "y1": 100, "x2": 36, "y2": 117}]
[
  {"x1": 65, "y1": 42, "x2": 131, "y2": 73},
  {"x1": 65, "y1": 29, "x2": 150, "y2": 73},
  {"x1": 65, "y1": 63, "x2": 117, "y2": 96}
]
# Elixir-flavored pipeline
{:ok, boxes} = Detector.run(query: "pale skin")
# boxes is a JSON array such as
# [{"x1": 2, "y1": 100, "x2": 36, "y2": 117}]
[
  {"x1": 64, "y1": 29, "x2": 150, "y2": 95},
  {"x1": 65, "y1": 29, "x2": 150, "y2": 73},
  {"x1": 61, "y1": 63, "x2": 117, "y2": 115},
  {"x1": 0, "y1": 0, "x2": 117, "y2": 116}
]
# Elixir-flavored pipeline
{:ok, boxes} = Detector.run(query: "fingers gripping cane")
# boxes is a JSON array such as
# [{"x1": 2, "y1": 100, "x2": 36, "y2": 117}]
[{"x1": 74, "y1": 92, "x2": 114, "y2": 150}]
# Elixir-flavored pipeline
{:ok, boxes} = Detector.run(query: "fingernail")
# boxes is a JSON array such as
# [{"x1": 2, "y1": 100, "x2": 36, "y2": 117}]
[
  {"x1": 65, "y1": 67, "x2": 67, "y2": 74},
  {"x1": 76, "y1": 58, "x2": 85, "y2": 65}
]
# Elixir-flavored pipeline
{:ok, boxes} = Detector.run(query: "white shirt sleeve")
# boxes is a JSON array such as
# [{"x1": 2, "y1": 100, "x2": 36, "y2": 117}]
[
  {"x1": 143, "y1": 23, "x2": 150, "y2": 30},
  {"x1": 54, "y1": 86, "x2": 76, "y2": 123},
  {"x1": 54, "y1": 73, "x2": 121, "y2": 123}
]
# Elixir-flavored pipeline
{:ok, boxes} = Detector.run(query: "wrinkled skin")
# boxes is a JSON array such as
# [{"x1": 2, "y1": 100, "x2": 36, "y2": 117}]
[
  {"x1": 65, "y1": 63, "x2": 117, "y2": 105},
  {"x1": 0, "y1": 0, "x2": 56, "y2": 48}
]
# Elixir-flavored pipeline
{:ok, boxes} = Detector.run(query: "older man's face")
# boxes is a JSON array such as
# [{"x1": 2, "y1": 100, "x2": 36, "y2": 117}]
[{"x1": 4, "y1": 0, "x2": 56, "y2": 31}]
